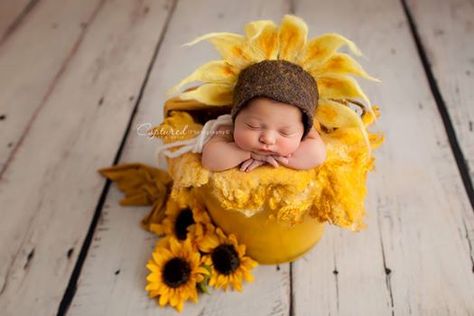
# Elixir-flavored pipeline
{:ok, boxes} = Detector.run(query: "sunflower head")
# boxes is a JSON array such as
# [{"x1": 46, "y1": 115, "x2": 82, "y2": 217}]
[
  {"x1": 198, "y1": 226, "x2": 257, "y2": 291},
  {"x1": 211, "y1": 243, "x2": 241, "y2": 275},
  {"x1": 170, "y1": 14, "x2": 379, "y2": 154},
  {"x1": 173, "y1": 207, "x2": 195, "y2": 240},
  {"x1": 150, "y1": 197, "x2": 211, "y2": 242},
  {"x1": 145, "y1": 237, "x2": 209, "y2": 312}
]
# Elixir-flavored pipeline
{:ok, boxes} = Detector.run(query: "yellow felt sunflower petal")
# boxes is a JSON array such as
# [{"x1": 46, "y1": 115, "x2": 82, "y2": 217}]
[
  {"x1": 316, "y1": 99, "x2": 371, "y2": 153},
  {"x1": 311, "y1": 53, "x2": 380, "y2": 82},
  {"x1": 245, "y1": 20, "x2": 274, "y2": 38},
  {"x1": 244, "y1": 20, "x2": 279, "y2": 61},
  {"x1": 316, "y1": 74, "x2": 371, "y2": 109},
  {"x1": 183, "y1": 32, "x2": 252, "y2": 68},
  {"x1": 278, "y1": 15, "x2": 308, "y2": 62},
  {"x1": 168, "y1": 60, "x2": 238, "y2": 95},
  {"x1": 362, "y1": 105, "x2": 380, "y2": 126},
  {"x1": 179, "y1": 83, "x2": 233, "y2": 105},
  {"x1": 298, "y1": 33, "x2": 362, "y2": 70}
]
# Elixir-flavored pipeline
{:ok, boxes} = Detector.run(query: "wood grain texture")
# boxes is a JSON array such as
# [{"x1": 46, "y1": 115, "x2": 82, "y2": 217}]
[
  {"x1": 0, "y1": 0, "x2": 172, "y2": 315},
  {"x1": 0, "y1": 0, "x2": 105, "y2": 176},
  {"x1": 0, "y1": 0, "x2": 36, "y2": 44},
  {"x1": 1, "y1": 0, "x2": 473, "y2": 315},
  {"x1": 405, "y1": 0, "x2": 474, "y2": 195},
  {"x1": 68, "y1": 0, "x2": 293, "y2": 315},
  {"x1": 293, "y1": 0, "x2": 474, "y2": 314}
]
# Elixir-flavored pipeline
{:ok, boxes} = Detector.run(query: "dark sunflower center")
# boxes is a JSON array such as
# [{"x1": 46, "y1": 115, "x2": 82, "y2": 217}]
[
  {"x1": 174, "y1": 208, "x2": 195, "y2": 240},
  {"x1": 162, "y1": 257, "x2": 191, "y2": 288},
  {"x1": 211, "y1": 244, "x2": 240, "y2": 275}
]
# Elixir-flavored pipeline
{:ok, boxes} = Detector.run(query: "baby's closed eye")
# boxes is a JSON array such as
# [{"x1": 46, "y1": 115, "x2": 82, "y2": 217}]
[
  {"x1": 279, "y1": 129, "x2": 297, "y2": 137},
  {"x1": 246, "y1": 123, "x2": 261, "y2": 129}
]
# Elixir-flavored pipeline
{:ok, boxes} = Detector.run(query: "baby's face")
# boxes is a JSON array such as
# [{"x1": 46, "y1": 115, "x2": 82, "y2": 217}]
[{"x1": 233, "y1": 97, "x2": 304, "y2": 156}]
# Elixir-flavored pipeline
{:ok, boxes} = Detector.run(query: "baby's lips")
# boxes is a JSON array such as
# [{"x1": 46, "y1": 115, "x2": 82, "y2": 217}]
[{"x1": 260, "y1": 151, "x2": 274, "y2": 155}]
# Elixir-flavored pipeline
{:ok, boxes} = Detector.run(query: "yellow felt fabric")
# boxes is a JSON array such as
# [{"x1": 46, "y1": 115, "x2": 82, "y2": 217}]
[{"x1": 98, "y1": 163, "x2": 172, "y2": 230}]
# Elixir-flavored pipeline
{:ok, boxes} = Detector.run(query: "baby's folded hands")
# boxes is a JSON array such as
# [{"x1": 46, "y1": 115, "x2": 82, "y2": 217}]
[
  {"x1": 240, "y1": 152, "x2": 292, "y2": 172},
  {"x1": 272, "y1": 154, "x2": 291, "y2": 165},
  {"x1": 240, "y1": 158, "x2": 265, "y2": 172}
]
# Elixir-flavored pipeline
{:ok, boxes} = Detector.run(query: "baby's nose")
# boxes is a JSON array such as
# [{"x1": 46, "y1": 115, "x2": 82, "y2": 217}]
[{"x1": 260, "y1": 131, "x2": 276, "y2": 145}]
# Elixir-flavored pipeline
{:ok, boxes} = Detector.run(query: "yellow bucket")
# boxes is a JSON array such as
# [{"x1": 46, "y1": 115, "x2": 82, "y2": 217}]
[{"x1": 197, "y1": 187, "x2": 325, "y2": 264}]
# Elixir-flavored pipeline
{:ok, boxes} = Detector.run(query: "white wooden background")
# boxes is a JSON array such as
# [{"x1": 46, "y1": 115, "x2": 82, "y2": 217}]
[{"x1": 0, "y1": 0, "x2": 473, "y2": 315}]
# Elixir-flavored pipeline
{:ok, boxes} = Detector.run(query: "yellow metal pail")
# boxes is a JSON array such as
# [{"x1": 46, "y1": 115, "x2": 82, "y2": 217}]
[{"x1": 198, "y1": 187, "x2": 325, "y2": 264}]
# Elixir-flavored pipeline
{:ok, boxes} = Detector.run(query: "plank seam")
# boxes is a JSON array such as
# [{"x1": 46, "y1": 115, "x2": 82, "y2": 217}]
[
  {"x1": 0, "y1": 0, "x2": 41, "y2": 47},
  {"x1": 288, "y1": 0, "x2": 295, "y2": 14},
  {"x1": 400, "y1": 0, "x2": 474, "y2": 213},
  {"x1": 289, "y1": 263, "x2": 294, "y2": 316},
  {"x1": 55, "y1": 0, "x2": 178, "y2": 314},
  {"x1": 376, "y1": 202, "x2": 395, "y2": 315},
  {"x1": 0, "y1": 242, "x2": 25, "y2": 296},
  {"x1": 462, "y1": 218, "x2": 474, "y2": 273},
  {"x1": 0, "y1": 190, "x2": 46, "y2": 297}
]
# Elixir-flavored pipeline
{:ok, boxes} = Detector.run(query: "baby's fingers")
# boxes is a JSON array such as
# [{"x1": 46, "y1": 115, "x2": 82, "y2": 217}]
[
  {"x1": 266, "y1": 156, "x2": 280, "y2": 168},
  {"x1": 274, "y1": 156, "x2": 289, "y2": 165},
  {"x1": 240, "y1": 159, "x2": 253, "y2": 172},
  {"x1": 247, "y1": 160, "x2": 265, "y2": 172}
]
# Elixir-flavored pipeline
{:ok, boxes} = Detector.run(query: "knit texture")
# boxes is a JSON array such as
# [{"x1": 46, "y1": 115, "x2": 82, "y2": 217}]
[{"x1": 231, "y1": 60, "x2": 318, "y2": 137}]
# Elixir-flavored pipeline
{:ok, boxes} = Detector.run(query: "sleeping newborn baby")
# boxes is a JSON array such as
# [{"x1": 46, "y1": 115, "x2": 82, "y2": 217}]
[
  {"x1": 202, "y1": 96, "x2": 326, "y2": 172},
  {"x1": 156, "y1": 60, "x2": 327, "y2": 172},
  {"x1": 202, "y1": 60, "x2": 326, "y2": 172}
]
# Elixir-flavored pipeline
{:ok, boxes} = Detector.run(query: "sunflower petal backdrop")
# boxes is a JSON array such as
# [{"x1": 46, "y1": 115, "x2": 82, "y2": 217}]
[
  {"x1": 98, "y1": 14, "x2": 383, "y2": 312},
  {"x1": 171, "y1": 14, "x2": 378, "y2": 150}
]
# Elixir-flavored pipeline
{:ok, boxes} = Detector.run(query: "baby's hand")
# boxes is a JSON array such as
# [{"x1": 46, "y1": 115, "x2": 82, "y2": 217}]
[
  {"x1": 273, "y1": 153, "x2": 292, "y2": 165},
  {"x1": 240, "y1": 158, "x2": 266, "y2": 172},
  {"x1": 250, "y1": 153, "x2": 279, "y2": 167},
  {"x1": 240, "y1": 152, "x2": 293, "y2": 172}
]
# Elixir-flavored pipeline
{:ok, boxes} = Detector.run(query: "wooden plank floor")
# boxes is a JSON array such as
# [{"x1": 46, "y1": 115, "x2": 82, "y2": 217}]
[{"x1": 0, "y1": 0, "x2": 473, "y2": 315}]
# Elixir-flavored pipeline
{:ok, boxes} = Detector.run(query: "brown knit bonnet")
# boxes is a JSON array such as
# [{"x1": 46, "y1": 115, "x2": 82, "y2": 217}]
[{"x1": 231, "y1": 60, "x2": 318, "y2": 138}]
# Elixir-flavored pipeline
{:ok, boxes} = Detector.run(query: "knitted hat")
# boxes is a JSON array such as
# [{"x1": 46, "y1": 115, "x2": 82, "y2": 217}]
[{"x1": 231, "y1": 60, "x2": 318, "y2": 138}]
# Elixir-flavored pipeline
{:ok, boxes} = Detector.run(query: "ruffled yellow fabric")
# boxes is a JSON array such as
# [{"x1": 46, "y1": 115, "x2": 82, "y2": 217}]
[
  {"x1": 149, "y1": 111, "x2": 202, "y2": 144},
  {"x1": 98, "y1": 163, "x2": 172, "y2": 230}
]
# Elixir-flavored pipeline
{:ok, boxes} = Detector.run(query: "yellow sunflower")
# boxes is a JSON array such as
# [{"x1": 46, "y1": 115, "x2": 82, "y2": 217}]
[
  {"x1": 150, "y1": 197, "x2": 211, "y2": 241},
  {"x1": 169, "y1": 14, "x2": 379, "y2": 154},
  {"x1": 145, "y1": 237, "x2": 209, "y2": 312},
  {"x1": 198, "y1": 226, "x2": 257, "y2": 291}
]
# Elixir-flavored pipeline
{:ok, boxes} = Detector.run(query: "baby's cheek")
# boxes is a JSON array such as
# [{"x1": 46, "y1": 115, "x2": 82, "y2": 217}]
[
  {"x1": 234, "y1": 129, "x2": 255, "y2": 151},
  {"x1": 278, "y1": 138, "x2": 300, "y2": 155}
]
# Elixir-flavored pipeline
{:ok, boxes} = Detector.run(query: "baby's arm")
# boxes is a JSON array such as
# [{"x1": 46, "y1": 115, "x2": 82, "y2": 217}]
[
  {"x1": 201, "y1": 125, "x2": 251, "y2": 172},
  {"x1": 277, "y1": 128, "x2": 326, "y2": 170}
]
